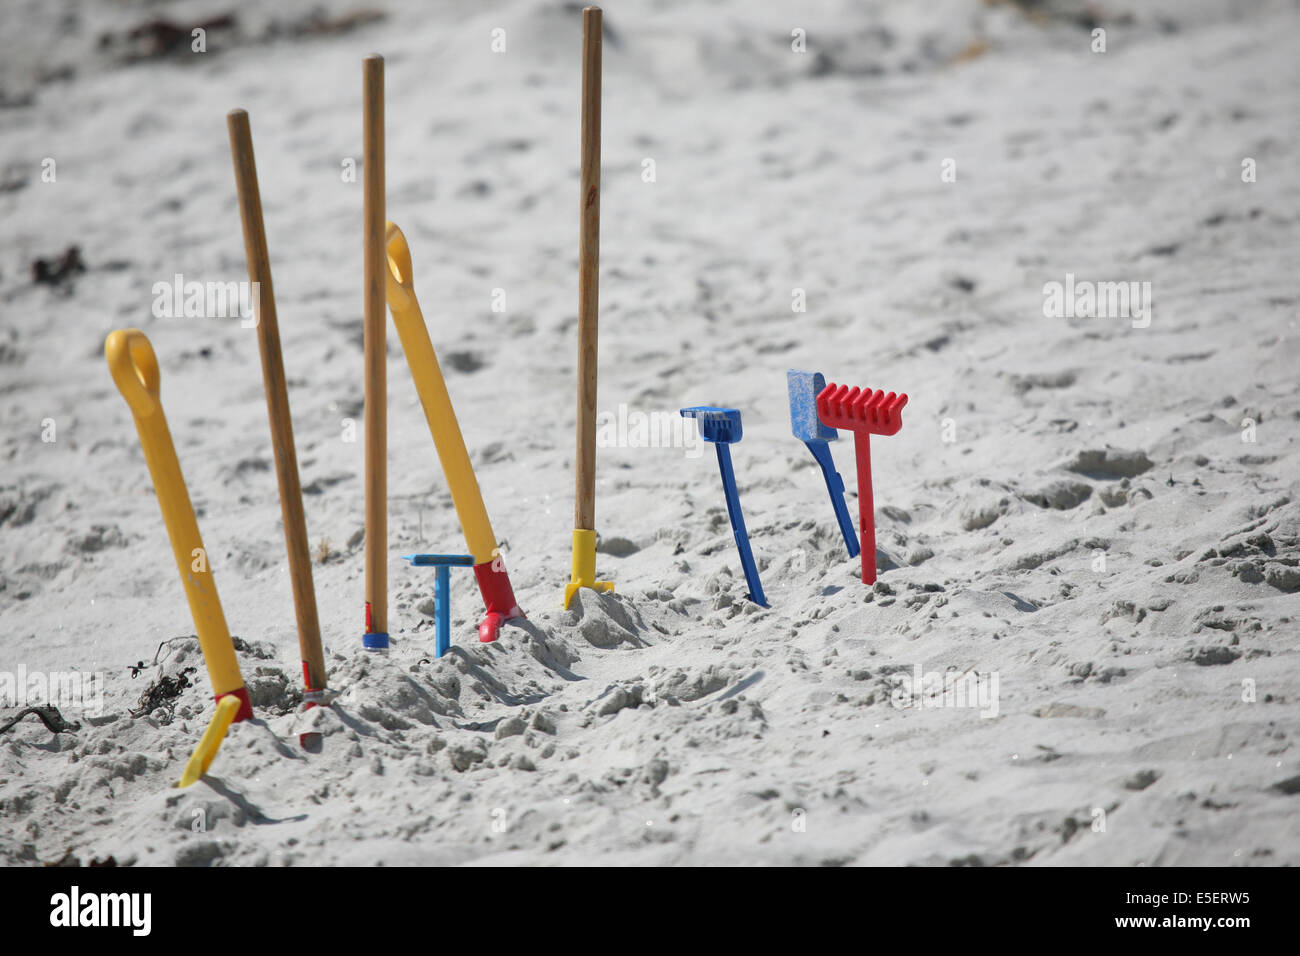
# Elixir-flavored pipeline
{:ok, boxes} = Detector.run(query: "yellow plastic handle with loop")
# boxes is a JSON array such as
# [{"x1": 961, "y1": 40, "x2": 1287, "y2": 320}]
[
  {"x1": 384, "y1": 223, "x2": 499, "y2": 566},
  {"x1": 105, "y1": 330, "x2": 251, "y2": 720}
]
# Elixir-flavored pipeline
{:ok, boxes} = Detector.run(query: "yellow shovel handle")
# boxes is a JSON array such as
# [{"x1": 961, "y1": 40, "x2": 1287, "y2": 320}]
[
  {"x1": 105, "y1": 328, "x2": 162, "y2": 420},
  {"x1": 105, "y1": 329, "x2": 247, "y2": 703},
  {"x1": 384, "y1": 223, "x2": 498, "y2": 564},
  {"x1": 384, "y1": 220, "x2": 418, "y2": 314}
]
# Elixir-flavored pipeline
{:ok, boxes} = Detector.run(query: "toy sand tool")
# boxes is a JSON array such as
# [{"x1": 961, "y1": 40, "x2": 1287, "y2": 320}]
[
  {"x1": 362, "y1": 53, "x2": 389, "y2": 651},
  {"x1": 384, "y1": 223, "x2": 524, "y2": 642},
  {"x1": 227, "y1": 108, "x2": 327, "y2": 747},
  {"x1": 404, "y1": 553, "x2": 475, "y2": 658},
  {"x1": 815, "y1": 382, "x2": 909, "y2": 585},
  {"x1": 565, "y1": 5, "x2": 614, "y2": 609},
  {"x1": 787, "y1": 370, "x2": 859, "y2": 559},
  {"x1": 105, "y1": 329, "x2": 253, "y2": 722},
  {"x1": 680, "y1": 407, "x2": 768, "y2": 607}
]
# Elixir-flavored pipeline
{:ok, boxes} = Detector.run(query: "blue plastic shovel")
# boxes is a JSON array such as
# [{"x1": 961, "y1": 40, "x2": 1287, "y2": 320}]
[
  {"x1": 787, "y1": 370, "x2": 860, "y2": 558},
  {"x1": 680, "y1": 406, "x2": 768, "y2": 607}
]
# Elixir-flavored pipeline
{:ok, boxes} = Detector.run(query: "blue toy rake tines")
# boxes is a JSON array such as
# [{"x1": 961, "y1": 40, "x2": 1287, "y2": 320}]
[
  {"x1": 786, "y1": 370, "x2": 859, "y2": 558},
  {"x1": 403, "y1": 553, "x2": 475, "y2": 657},
  {"x1": 679, "y1": 406, "x2": 767, "y2": 607}
]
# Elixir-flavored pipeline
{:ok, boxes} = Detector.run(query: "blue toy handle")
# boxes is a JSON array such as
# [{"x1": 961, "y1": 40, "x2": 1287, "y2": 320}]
[
  {"x1": 806, "y1": 441, "x2": 860, "y2": 558},
  {"x1": 434, "y1": 565, "x2": 451, "y2": 659},
  {"x1": 714, "y1": 443, "x2": 768, "y2": 607}
]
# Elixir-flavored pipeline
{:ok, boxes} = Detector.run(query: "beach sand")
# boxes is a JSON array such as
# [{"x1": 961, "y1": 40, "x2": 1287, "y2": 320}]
[{"x1": 1, "y1": 0, "x2": 1297, "y2": 865}]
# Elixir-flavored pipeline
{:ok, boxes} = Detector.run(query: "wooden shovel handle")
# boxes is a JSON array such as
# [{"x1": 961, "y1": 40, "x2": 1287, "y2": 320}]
[
  {"x1": 227, "y1": 108, "x2": 327, "y2": 692},
  {"x1": 363, "y1": 54, "x2": 387, "y2": 635},
  {"x1": 575, "y1": 6, "x2": 602, "y2": 530}
]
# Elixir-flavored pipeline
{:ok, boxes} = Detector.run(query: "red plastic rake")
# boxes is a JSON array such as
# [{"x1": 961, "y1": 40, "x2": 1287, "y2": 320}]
[{"x1": 815, "y1": 383, "x2": 909, "y2": 585}]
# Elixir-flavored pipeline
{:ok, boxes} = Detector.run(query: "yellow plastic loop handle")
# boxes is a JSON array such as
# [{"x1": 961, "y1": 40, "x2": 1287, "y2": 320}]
[
  {"x1": 105, "y1": 328, "x2": 161, "y2": 420},
  {"x1": 105, "y1": 327, "x2": 248, "y2": 704},
  {"x1": 383, "y1": 220, "x2": 500, "y2": 564},
  {"x1": 385, "y1": 221, "x2": 416, "y2": 314}
]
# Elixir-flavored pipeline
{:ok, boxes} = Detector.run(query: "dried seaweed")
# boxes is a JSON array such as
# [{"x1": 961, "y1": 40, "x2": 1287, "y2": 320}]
[
  {"x1": 0, "y1": 705, "x2": 81, "y2": 736},
  {"x1": 130, "y1": 667, "x2": 197, "y2": 719}
]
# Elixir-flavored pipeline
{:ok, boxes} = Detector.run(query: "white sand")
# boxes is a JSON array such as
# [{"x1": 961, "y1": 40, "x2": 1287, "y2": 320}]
[{"x1": 1, "y1": 0, "x2": 1298, "y2": 865}]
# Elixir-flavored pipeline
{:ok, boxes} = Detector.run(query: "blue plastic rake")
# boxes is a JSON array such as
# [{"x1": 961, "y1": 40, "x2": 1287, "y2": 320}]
[{"x1": 680, "y1": 406, "x2": 768, "y2": 607}]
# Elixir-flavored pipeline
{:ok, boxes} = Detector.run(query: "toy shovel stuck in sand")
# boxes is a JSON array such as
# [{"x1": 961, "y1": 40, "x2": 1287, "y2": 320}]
[
  {"x1": 384, "y1": 223, "x2": 524, "y2": 643},
  {"x1": 565, "y1": 6, "x2": 615, "y2": 609},
  {"x1": 680, "y1": 407, "x2": 768, "y2": 607},
  {"x1": 787, "y1": 370, "x2": 859, "y2": 559},
  {"x1": 816, "y1": 382, "x2": 908, "y2": 585},
  {"x1": 107, "y1": 329, "x2": 252, "y2": 784}
]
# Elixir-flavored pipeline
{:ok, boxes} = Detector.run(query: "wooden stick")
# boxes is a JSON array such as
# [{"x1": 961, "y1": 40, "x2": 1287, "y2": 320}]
[
  {"x1": 363, "y1": 54, "x2": 387, "y2": 638},
  {"x1": 226, "y1": 109, "x2": 328, "y2": 694},
  {"x1": 575, "y1": 6, "x2": 602, "y2": 531}
]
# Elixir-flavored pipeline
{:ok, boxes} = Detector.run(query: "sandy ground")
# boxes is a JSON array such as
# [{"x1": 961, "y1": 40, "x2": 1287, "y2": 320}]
[{"x1": 1, "y1": 0, "x2": 1298, "y2": 866}]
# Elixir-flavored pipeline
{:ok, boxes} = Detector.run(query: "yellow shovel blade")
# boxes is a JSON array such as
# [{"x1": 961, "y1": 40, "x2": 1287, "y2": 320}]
[{"x1": 176, "y1": 695, "x2": 242, "y2": 788}]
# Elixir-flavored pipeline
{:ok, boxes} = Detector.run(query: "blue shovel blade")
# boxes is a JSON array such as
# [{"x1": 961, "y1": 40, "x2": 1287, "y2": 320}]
[{"x1": 787, "y1": 370, "x2": 837, "y2": 442}]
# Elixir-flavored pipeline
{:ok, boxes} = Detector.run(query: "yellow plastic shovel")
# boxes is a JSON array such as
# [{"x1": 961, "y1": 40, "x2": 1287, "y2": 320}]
[{"x1": 384, "y1": 224, "x2": 523, "y2": 642}]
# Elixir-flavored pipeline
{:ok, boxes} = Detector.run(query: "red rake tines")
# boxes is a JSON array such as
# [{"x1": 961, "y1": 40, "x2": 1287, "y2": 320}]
[{"x1": 815, "y1": 383, "x2": 909, "y2": 585}]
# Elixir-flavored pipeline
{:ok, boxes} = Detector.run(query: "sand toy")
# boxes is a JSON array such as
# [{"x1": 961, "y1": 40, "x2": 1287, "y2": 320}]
[
  {"x1": 815, "y1": 382, "x2": 909, "y2": 585},
  {"x1": 787, "y1": 369, "x2": 859, "y2": 558},
  {"x1": 362, "y1": 53, "x2": 389, "y2": 650},
  {"x1": 384, "y1": 223, "x2": 524, "y2": 643},
  {"x1": 566, "y1": 6, "x2": 615, "y2": 609},
  {"x1": 680, "y1": 406, "x2": 768, "y2": 607},
  {"x1": 227, "y1": 107, "x2": 328, "y2": 747}
]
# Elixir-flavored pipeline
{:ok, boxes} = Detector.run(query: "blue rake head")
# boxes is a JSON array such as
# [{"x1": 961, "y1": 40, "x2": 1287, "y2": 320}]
[{"x1": 680, "y1": 406, "x2": 742, "y2": 444}]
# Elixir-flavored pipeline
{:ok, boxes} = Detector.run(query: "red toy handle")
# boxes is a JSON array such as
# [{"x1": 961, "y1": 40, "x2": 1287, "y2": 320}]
[{"x1": 854, "y1": 434, "x2": 876, "y2": 585}]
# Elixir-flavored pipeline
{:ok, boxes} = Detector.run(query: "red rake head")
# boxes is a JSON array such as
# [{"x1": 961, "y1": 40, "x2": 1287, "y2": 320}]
[{"x1": 816, "y1": 383, "x2": 908, "y2": 437}]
